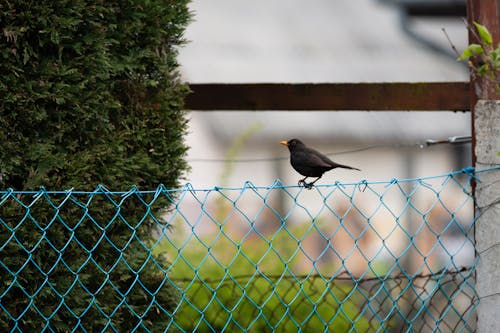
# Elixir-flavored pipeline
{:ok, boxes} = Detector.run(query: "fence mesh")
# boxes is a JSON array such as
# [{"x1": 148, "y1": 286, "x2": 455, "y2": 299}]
[{"x1": 0, "y1": 168, "x2": 485, "y2": 332}]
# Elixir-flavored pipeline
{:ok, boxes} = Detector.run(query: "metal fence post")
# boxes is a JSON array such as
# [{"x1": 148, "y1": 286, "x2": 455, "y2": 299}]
[{"x1": 474, "y1": 100, "x2": 500, "y2": 332}]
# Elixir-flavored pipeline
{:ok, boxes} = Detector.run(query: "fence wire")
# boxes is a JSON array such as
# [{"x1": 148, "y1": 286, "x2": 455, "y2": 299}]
[{"x1": 0, "y1": 168, "x2": 488, "y2": 332}]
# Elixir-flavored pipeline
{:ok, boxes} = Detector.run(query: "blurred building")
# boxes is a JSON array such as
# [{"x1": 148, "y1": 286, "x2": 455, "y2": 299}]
[
  {"x1": 179, "y1": 0, "x2": 470, "y2": 189},
  {"x1": 169, "y1": 0, "x2": 474, "y2": 279}
]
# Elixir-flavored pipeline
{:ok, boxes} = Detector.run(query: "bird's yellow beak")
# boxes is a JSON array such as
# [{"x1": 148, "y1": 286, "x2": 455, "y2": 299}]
[{"x1": 280, "y1": 140, "x2": 289, "y2": 146}]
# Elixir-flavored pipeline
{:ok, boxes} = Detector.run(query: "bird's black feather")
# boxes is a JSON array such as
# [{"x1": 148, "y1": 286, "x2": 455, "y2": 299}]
[{"x1": 281, "y1": 138, "x2": 360, "y2": 187}]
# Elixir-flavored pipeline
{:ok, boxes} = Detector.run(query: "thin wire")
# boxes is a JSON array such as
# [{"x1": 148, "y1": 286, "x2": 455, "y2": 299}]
[
  {"x1": 170, "y1": 267, "x2": 470, "y2": 284},
  {"x1": 188, "y1": 142, "x2": 426, "y2": 164},
  {"x1": 188, "y1": 137, "x2": 471, "y2": 164}
]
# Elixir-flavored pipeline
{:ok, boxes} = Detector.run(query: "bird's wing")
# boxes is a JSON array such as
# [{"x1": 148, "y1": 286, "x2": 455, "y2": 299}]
[
  {"x1": 317, "y1": 151, "x2": 360, "y2": 170},
  {"x1": 299, "y1": 146, "x2": 360, "y2": 171},
  {"x1": 305, "y1": 147, "x2": 338, "y2": 167},
  {"x1": 299, "y1": 148, "x2": 334, "y2": 168}
]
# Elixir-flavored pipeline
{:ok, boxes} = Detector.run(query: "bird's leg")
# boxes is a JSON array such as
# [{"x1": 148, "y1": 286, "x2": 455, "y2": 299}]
[
  {"x1": 305, "y1": 177, "x2": 322, "y2": 189},
  {"x1": 298, "y1": 177, "x2": 308, "y2": 187}
]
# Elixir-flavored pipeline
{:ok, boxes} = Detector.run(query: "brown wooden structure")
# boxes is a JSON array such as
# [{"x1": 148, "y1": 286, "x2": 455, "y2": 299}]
[{"x1": 186, "y1": 82, "x2": 470, "y2": 111}]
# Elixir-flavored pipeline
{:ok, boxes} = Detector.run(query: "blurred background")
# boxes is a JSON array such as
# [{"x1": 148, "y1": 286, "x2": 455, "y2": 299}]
[
  {"x1": 178, "y1": 0, "x2": 470, "y2": 188},
  {"x1": 164, "y1": 2, "x2": 477, "y2": 328}
]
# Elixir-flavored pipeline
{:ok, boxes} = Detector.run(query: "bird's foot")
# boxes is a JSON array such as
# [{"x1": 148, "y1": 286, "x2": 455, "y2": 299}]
[
  {"x1": 298, "y1": 179, "x2": 314, "y2": 189},
  {"x1": 304, "y1": 182, "x2": 314, "y2": 190}
]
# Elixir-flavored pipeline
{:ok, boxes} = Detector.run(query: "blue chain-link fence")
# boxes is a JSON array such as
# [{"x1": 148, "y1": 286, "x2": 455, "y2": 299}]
[{"x1": 0, "y1": 168, "x2": 488, "y2": 332}]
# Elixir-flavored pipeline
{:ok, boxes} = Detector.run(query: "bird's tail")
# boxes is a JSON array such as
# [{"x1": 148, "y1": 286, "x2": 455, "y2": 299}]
[{"x1": 337, "y1": 163, "x2": 361, "y2": 171}]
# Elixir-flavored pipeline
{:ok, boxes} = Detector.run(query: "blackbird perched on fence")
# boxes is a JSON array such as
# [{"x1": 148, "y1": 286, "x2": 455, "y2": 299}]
[{"x1": 280, "y1": 139, "x2": 360, "y2": 188}]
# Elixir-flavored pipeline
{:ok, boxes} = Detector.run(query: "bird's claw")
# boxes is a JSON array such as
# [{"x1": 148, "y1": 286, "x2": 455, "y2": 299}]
[
  {"x1": 304, "y1": 182, "x2": 314, "y2": 189},
  {"x1": 298, "y1": 179, "x2": 314, "y2": 189}
]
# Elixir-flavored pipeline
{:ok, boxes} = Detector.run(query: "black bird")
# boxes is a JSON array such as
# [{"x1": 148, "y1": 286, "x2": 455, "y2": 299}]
[{"x1": 280, "y1": 139, "x2": 360, "y2": 188}]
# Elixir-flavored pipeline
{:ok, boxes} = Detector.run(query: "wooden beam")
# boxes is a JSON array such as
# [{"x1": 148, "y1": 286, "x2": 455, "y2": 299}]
[{"x1": 186, "y1": 82, "x2": 470, "y2": 111}]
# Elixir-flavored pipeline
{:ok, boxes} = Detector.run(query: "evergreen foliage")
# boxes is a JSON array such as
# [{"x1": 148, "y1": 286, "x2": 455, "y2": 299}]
[{"x1": 0, "y1": 0, "x2": 191, "y2": 330}]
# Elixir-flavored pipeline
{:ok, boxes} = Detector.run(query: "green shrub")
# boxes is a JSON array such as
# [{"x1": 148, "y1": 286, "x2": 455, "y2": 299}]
[
  {"x1": 0, "y1": 0, "x2": 191, "y2": 331},
  {"x1": 457, "y1": 21, "x2": 500, "y2": 94},
  {"x1": 156, "y1": 222, "x2": 378, "y2": 332}
]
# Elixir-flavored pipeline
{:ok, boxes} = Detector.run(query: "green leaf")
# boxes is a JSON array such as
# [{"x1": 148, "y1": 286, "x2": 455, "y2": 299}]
[
  {"x1": 491, "y1": 48, "x2": 500, "y2": 61},
  {"x1": 474, "y1": 22, "x2": 493, "y2": 46},
  {"x1": 477, "y1": 64, "x2": 489, "y2": 76},
  {"x1": 457, "y1": 44, "x2": 484, "y2": 61}
]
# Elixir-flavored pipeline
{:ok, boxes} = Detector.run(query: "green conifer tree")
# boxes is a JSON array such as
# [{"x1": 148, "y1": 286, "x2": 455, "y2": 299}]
[{"x1": 0, "y1": 1, "x2": 191, "y2": 330}]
